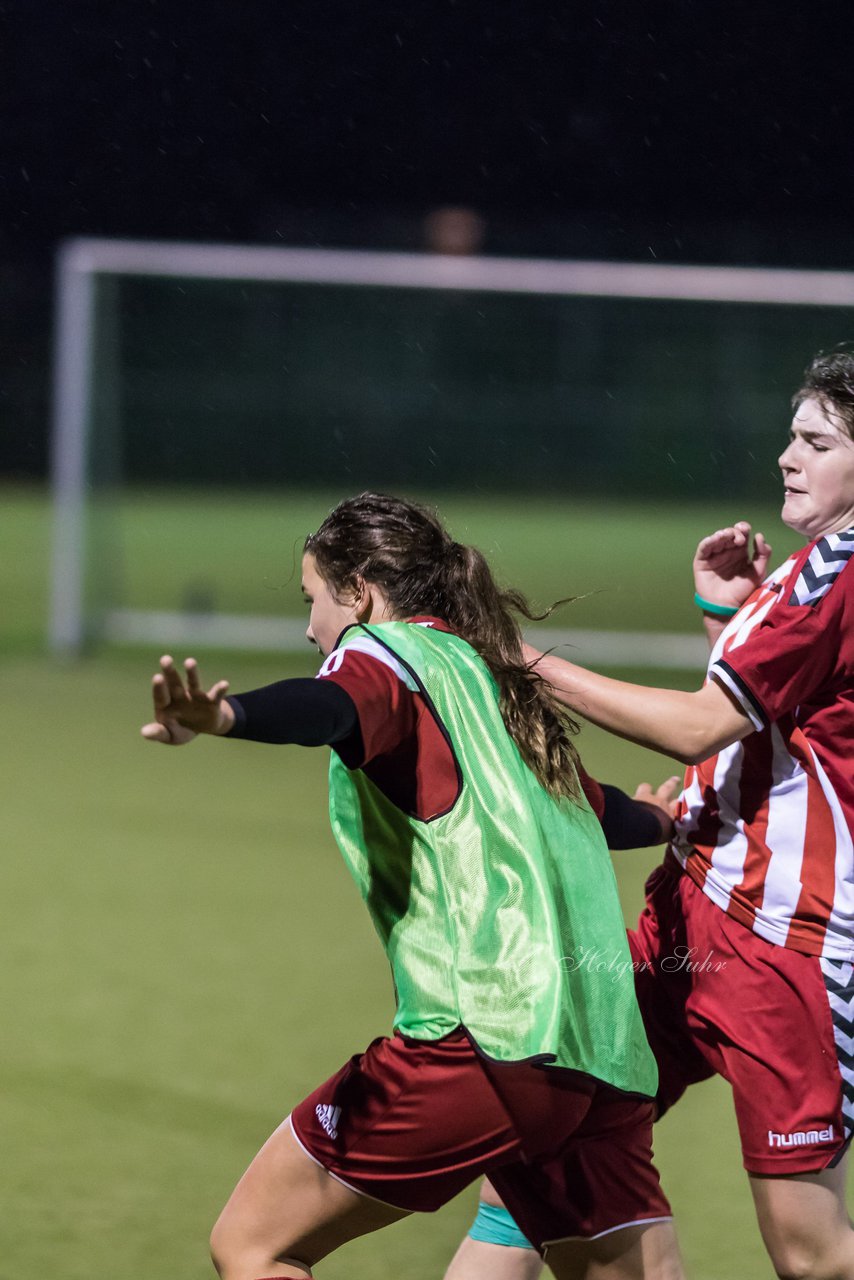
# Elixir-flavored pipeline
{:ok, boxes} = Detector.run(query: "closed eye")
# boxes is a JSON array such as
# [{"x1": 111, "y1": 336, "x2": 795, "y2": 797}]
[{"x1": 791, "y1": 430, "x2": 833, "y2": 451}]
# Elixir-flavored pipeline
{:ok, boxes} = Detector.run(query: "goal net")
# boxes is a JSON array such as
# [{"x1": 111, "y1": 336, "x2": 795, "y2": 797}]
[{"x1": 49, "y1": 238, "x2": 854, "y2": 659}]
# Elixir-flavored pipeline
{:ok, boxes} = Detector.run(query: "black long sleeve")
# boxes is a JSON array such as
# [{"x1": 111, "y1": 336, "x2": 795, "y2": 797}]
[
  {"x1": 599, "y1": 783, "x2": 667, "y2": 849},
  {"x1": 226, "y1": 678, "x2": 360, "y2": 748},
  {"x1": 226, "y1": 681, "x2": 669, "y2": 848}
]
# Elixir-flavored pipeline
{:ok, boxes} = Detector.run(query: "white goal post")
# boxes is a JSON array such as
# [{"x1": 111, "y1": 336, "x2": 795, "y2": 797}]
[{"x1": 49, "y1": 236, "x2": 854, "y2": 660}]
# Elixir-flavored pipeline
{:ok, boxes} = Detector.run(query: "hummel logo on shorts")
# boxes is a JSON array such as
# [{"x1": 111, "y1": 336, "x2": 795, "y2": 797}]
[
  {"x1": 767, "y1": 1124, "x2": 834, "y2": 1148},
  {"x1": 315, "y1": 1103, "x2": 342, "y2": 1140}
]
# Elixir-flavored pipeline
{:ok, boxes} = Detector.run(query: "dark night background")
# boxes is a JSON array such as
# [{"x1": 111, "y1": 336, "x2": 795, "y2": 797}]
[{"x1": 4, "y1": 0, "x2": 854, "y2": 477}]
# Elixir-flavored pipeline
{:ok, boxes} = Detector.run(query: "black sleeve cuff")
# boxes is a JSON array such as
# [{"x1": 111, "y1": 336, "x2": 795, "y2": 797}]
[
  {"x1": 599, "y1": 783, "x2": 667, "y2": 849},
  {"x1": 709, "y1": 659, "x2": 767, "y2": 732}
]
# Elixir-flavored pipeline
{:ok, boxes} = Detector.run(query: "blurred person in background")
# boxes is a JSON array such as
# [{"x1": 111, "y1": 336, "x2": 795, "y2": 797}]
[
  {"x1": 423, "y1": 205, "x2": 486, "y2": 255},
  {"x1": 445, "y1": 352, "x2": 854, "y2": 1280}
]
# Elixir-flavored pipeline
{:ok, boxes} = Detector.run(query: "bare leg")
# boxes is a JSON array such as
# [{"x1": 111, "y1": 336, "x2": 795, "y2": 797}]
[
  {"x1": 750, "y1": 1154, "x2": 854, "y2": 1280},
  {"x1": 443, "y1": 1178, "x2": 544, "y2": 1280},
  {"x1": 443, "y1": 1182, "x2": 684, "y2": 1280},
  {"x1": 545, "y1": 1221, "x2": 685, "y2": 1280},
  {"x1": 210, "y1": 1118, "x2": 409, "y2": 1280}
]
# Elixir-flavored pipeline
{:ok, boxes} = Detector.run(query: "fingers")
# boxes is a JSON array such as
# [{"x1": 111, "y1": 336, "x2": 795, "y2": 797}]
[
  {"x1": 141, "y1": 720, "x2": 173, "y2": 743},
  {"x1": 209, "y1": 680, "x2": 230, "y2": 703},
  {"x1": 151, "y1": 655, "x2": 199, "y2": 709},
  {"x1": 164, "y1": 656, "x2": 225, "y2": 701},
  {"x1": 186, "y1": 658, "x2": 230, "y2": 708},
  {"x1": 145, "y1": 656, "x2": 227, "y2": 743},
  {"x1": 159, "y1": 654, "x2": 188, "y2": 702},
  {"x1": 152, "y1": 672, "x2": 171, "y2": 710},
  {"x1": 696, "y1": 523, "x2": 750, "y2": 556},
  {"x1": 634, "y1": 775, "x2": 681, "y2": 804},
  {"x1": 656, "y1": 774, "x2": 682, "y2": 802},
  {"x1": 753, "y1": 530, "x2": 773, "y2": 568},
  {"x1": 157, "y1": 655, "x2": 208, "y2": 698}
]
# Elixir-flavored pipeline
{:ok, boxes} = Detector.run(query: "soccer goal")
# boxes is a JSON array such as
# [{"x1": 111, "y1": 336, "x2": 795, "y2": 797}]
[{"x1": 49, "y1": 237, "x2": 854, "y2": 659}]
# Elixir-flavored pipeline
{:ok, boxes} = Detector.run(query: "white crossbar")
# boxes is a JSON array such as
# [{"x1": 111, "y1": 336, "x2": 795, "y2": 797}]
[
  {"x1": 102, "y1": 610, "x2": 707, "y2": 670},
  {"x1": 60, "y1": 237, "x2": 854, "y2": 306}
]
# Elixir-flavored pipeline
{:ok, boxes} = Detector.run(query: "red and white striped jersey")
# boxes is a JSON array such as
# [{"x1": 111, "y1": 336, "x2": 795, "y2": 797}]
[{"x1": 672, "y1": 526, "x2": 854, "y2": 959}]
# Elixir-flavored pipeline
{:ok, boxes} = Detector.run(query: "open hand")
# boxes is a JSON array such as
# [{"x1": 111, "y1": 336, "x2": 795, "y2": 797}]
[
  {"x1": 692, "y1": 521, "x2": 772, "y2": 610},
  {"x1": 141, "y1": 655, "x2": 233, "y2": 745},
  {"x1": 633, "y1": 775, "x2": 682, "y2": 841}
]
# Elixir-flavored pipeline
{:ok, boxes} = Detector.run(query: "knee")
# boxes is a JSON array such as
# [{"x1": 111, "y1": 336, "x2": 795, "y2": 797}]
[
  {"x1": 766, "y1": 1237, "x2": 846, "y2": 1280},
  {"x1": 209, "y1": 1211, "x2": 237, "y2": 1279},
  {"x1": 209, "y1": 1209, "x2": 269, "y2": 1280},
  {"x1": 210, "y1": 1206, "x2": 310, "y2": 1280}
]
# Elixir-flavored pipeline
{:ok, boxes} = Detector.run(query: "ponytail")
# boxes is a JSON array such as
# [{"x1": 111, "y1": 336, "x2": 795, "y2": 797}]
[{"x1": 438, "y1": 540, "x2": 582, "y2": 801}]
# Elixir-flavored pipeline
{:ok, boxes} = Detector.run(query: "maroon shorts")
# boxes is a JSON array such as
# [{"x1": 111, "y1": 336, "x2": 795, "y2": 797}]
[
  {"x1": 289, "y1": 1029, "x2": 670, "y2": 1251},
  {"x1": 630, "y1": 854, "x2": 854, "y2": 1175}
]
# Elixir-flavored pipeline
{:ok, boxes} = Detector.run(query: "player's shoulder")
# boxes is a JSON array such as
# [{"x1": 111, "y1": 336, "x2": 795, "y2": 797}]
[
  {"x1": 317, "y1": 630, "x2": 419, "y2": 691},
  {"x1": 785, "y1": 526, "x2": 854, "y2": 608}
]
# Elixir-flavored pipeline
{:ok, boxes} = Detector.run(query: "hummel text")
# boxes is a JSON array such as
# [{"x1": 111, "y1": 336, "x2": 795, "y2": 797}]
[{"x1": 767, "y1": 1125, "x2": 834, "y2": 1148}]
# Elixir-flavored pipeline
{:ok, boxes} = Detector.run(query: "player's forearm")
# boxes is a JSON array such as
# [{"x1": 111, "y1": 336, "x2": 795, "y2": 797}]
[{"x1": 534, "y1": 653, "x2": 750, "y2": 764}]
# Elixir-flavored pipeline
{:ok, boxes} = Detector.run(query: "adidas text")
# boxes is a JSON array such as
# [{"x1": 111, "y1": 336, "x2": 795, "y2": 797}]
[{"x1": 315, "y1": 1103, "x2": 341, "y2": 1140}]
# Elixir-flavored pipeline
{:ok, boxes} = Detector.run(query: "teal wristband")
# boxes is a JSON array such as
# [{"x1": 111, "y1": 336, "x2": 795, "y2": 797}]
[{"x1": 694, "y1": 592, "x2": 739, "y2": 618}]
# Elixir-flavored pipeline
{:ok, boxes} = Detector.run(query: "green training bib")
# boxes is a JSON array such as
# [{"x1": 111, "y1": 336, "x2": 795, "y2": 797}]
[{"x1": 328, "y1": 621, "x2": 657, "y2": 1097}]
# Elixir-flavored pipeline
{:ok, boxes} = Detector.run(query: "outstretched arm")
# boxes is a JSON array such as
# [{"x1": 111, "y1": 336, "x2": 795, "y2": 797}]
[
  {"x1": 530, "y1": 650, "x2": 753, "y2": 765},
  {"x1": 140, "y1": 655, "x2": 360, "y2": 749}
]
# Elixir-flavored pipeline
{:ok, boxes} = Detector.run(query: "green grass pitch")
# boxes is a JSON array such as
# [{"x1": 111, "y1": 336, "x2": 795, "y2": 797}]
[{"x1": 0, "y1": 484, "x2": 824, "y2": 1277}]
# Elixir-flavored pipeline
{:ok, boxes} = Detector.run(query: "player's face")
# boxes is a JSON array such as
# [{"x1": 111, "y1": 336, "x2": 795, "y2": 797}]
[
  {"x1": 302, "y1": 553, "x2": 362, "y2": 656},
  {"x1": 779, "y1": 397, "x2": 854, "y2": 541}
]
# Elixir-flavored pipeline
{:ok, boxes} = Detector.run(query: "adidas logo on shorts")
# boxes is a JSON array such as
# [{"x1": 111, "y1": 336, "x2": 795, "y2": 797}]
[{"x1": 315, "y1": 1103, "x2": 342, "y2": 1140}]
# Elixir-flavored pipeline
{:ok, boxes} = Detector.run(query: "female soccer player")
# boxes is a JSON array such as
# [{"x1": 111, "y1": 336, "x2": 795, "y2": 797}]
[
  {"x1": 141, "y1": 493, "x2": 682, "y2": 1280},
  {"x1": 449, "y1": 349, "x2": 854, "y2": 1280}
]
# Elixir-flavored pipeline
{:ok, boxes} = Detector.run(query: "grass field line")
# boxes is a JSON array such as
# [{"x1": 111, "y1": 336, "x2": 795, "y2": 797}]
[{"x1": 102, "y1": 608, "x2": 709, "y2": 668}]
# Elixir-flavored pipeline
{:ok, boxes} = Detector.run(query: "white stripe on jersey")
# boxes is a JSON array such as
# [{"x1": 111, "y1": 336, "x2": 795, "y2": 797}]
[
  {"x1": 671, "y1": 740, "x2": 747, "y2": 912},
  {"x1": 672, "y1": 552, "x2": 854, "y2": 959},
  {"x1": 756, "y1": 724, "x2": 810, "y2": 945},
  {"x1": 710, "y1": 742, "x2": 749, "y2": 884},
  {"x1": 715, "y1": 571, "x2": 787, "y2": 657},
  {"x1": 319, "y1": 634, "x2": 419, "y2": 692},
  {"x1": 711, "y1": 556, "x2": 852, "y2": 950},
  {"x1": 814, "y1": 748, "x2": 854, "y2": 958},
  {"x1": 703, "y1": 564, "x2": 790, "y2": 728}
]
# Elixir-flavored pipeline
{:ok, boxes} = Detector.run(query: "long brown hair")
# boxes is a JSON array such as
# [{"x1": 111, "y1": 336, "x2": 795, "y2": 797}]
[{"x1": 304, "y1": 492, "x2": 582, "y2": 801}]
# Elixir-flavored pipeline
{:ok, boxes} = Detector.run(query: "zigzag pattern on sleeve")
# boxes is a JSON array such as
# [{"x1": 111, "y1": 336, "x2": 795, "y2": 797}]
[{"x1": 787, "y1": 529, "x2": 854, "y2": 607}]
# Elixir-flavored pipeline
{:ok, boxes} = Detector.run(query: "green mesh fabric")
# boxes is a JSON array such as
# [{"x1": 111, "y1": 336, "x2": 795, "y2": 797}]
[{"x1": 328, "y1": 621, "x2": 657, "y2": 1096}]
